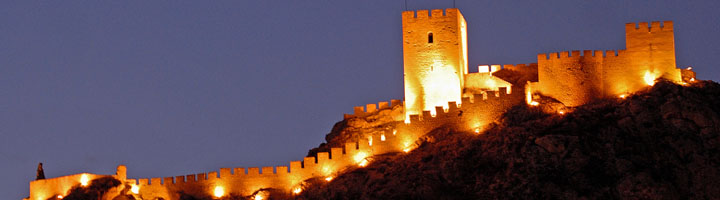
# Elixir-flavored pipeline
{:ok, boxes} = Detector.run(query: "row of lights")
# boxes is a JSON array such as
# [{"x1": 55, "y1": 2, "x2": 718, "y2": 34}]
[{"x1": 105, "y1": 132, "x2": 419, "y2": 199}]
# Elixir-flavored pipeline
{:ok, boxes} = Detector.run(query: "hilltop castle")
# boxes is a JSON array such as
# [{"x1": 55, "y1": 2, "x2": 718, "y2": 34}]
[{"x1": 25, "y1": 8, "x2": 696, "y2": 200}]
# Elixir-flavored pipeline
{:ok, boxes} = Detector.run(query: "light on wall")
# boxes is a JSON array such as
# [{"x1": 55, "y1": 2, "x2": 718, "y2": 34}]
[
  {"x1": 80, "y1": 174, "x2": 90, "y2": 186},
  {"x1": 353, "y1": 152, "x2": 369, "y2": 167},
  {"x1": 402, "y1": 141, "x2": 415, "y2": 153},
  {"x1": 130, "y1": 184, "x2": 140, "y2": 194},
  {"x1": 292, "y1": 187, "x2": 302, "y2": 194},
  {"x1": 214, "y1": 186, "x2": 225, "y2": 198},
  {"x1": 643, "y1": 71, "x2": 658, "y2": 86}
]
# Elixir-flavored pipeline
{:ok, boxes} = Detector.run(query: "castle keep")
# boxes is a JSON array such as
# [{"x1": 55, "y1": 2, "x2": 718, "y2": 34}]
[
  {"x1": 25, "y1": 8, "x2": 696, "y2": 200},
  {"x1": 402, "y1": 9, "x2": 689, "y2": 115}
]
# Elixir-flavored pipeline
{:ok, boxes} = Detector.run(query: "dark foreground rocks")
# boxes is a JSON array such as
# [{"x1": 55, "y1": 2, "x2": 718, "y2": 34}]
[{"x1": 297, "y1": 80, "x2": 720, "y2": 199}]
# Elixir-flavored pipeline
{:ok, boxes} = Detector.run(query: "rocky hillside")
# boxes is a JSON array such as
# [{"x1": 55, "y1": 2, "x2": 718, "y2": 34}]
[{"x1": 297, "y1": 80, "x2": 720, "y2": 199}]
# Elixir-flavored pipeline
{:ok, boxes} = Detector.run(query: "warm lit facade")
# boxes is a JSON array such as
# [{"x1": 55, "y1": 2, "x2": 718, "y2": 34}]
[
  {"x1": 25, "y1": 8, "x2": 696, "y2": 200},
  {"x1": 402, "y1": 9, "x2": 468, "y2": 119},
  {"x1": 534, "y1": 21, "x2": 682, "y2": 107}
]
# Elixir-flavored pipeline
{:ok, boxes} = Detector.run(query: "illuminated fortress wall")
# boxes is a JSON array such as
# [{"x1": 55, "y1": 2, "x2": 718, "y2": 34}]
[
  {"x1": 27, "y1": 166, "x2": 126, "y2": 200},
  {"x1": 28, "y1": 173, "x2": 111, "y2": 200},
  {"x1": 26, "y1": 8, "x2": 697, "y2": 200},
  {"x1": 343, "y1": 99, "x2": 403, "y2": 119},
  {"x1": 26, "y1": 87, "x2": 525, "y2": 199},
  {"x1": 131, "y1": 138, "x2": 384, "y2": 200},
  {"x1": 398, "y1": 85, "x2": 525, "y2": 138},
  {"x1": 537, "y1": 51, "x2": 607, "y2": 107},
  {"x1": 26, "y1": 126, "x2": 412, "y2": 199},
  {"x1": 402, "y1": 8, "x2": 468, "y2": 119},
  {"x1": 537, "y1": 21, "x2": 682, "y2": 107}
]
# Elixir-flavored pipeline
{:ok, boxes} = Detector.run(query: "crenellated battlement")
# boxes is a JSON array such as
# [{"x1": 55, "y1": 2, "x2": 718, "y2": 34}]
[
  {"x1": 625, "y1": 21, "x2": 673, "y2": 33},
  {"x1": 500, "y1": 63, "x2": 537, "y2": 71},
  {"x1": 406, "y1": 86, "x2": 521, "y2": 125},
  {"x1": 402, "y1": 8, "x2": 460, "y2": 20},
  {"x1": 343, "y1": 100, "x2": 402, "y2": 119},
  {"x1": 537, "y1": 49, "x2": 626, "y2": 61},
  {"x1": 120, "y1": 128, "x2": 412, "y2": 199}
]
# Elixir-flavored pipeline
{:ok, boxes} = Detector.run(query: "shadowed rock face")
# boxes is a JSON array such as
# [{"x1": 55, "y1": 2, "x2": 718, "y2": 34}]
[{"x1": 297, "y1": 80, "x2": 720, "y2": 199}]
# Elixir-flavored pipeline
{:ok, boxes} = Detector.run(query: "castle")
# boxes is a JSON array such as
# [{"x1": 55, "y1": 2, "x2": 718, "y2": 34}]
[{"x1": 25, "y1": 8, "x2": 696, "y2": 200}]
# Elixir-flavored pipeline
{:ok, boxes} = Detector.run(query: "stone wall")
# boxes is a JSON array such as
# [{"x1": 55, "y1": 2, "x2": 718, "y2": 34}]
[{"x1": 536, "y1": 21, "x2": 683, "y2": 107}]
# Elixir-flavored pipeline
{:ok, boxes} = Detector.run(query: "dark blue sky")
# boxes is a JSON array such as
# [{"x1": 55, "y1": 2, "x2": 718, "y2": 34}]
[{"x1": 2, "y1": 1, "x2": 718, "y2": 198}]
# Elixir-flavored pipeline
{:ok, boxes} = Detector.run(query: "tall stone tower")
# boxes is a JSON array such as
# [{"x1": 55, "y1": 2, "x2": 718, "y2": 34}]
[
  {"x1": 402, "y1": 8, "x2": 468, "y2": 119},
  {"x1": 625, "y1": 21, "x2": 680, "y2": 82}
]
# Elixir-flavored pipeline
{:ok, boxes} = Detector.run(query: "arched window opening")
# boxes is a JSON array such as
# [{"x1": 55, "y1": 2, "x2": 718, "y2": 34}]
[{"x1": 428, "y1": 33, "x2": 433, "y2": 43}]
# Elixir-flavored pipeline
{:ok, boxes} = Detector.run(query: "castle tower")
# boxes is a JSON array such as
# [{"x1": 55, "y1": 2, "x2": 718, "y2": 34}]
[
  {"x1": 603, "y1": 21, "x2": 681, "y2": 96},
  {"x1": 625, "y1": 21, "x2": 680, "y2": 82},
  {"x1": 402, "y1": 8, "x2": 468, "y2": 119}
]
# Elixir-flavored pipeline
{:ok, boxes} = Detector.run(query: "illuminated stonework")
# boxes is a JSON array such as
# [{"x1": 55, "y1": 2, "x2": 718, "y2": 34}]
[
  {"x1": 402, "y1": 9, "x2": 467, "y2": 119},
  {"x1": 26, "y1": 8, "x2": 697, "y2": 200}
]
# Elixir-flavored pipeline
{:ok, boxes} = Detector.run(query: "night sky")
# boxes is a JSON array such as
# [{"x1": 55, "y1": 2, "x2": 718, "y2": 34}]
[{"x1": 2, "y1": 1, "x2": 719, "y2": 198}]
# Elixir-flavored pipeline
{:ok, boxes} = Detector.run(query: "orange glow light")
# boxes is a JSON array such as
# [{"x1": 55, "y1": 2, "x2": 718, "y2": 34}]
[
  {"x1": 643, "y1": 71, "x2": 657, "y2": 86},
  {"x1": 353, "y1": 152, "x2": 369, "y2": 167},
  {"x1": 292, "y1": 187, "x2": 302, "y2": 194},
  {"x1": 254, "y1": 192, "x2": 265, "y2": 200},
  {"x1": 214, "y1": 186, "x2": 225, "y2": 198},
  {"x1": 80, "y1": 174, "x2": 90, "y2": 186},
  {"x1": 358, "y1": 160, "x2": 369, "y2": 167},
  {"x1": 325, "y1": 176, "x2": 333, "y2": 182},
  {"x1": 402, "y1": 141, "x2": 414, "y2": 153},
  {"x1": 130, "y1": 184, "x2": 140, "y2": 194}
]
